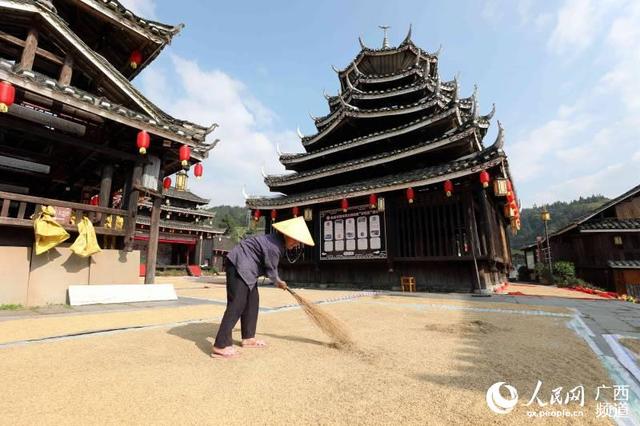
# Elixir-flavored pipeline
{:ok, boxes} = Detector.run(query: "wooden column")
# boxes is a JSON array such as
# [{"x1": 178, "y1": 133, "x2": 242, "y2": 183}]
[
  {"x1": 123, "y1": 161, "x2": 144, "y2": 251},
  {"x1": 478, "y1": 188, "x2": 497, "y2": 261},
  {"x1": 58, "y1": 55, "x2": 74, "y2": 86},
  {"x1": 466, "y1": 192, "x2": 485, "y2": 292},
  {"x1": 20, "y1": 28, "x2": 38, "y2": 70},
  {"x1": 144, "y1": 194, "x2": 162, "y2": 284},
  {"x1": 195, "y1": 235, "x2": 204, "y2": 266},
  {"x1": 99, "y1": 164, "x2": 113, "y2": 207}
]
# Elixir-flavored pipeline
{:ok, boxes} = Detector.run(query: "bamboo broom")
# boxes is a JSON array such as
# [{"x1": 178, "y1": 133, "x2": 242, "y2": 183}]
[{"x1": 286, "y1": 287, "x2": 353, "y2": 349}]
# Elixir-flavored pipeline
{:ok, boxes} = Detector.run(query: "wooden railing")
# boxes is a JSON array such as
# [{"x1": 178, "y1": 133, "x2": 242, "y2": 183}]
[{"x1": 0, "y1": 190, "x2": 128, "y2": 236}]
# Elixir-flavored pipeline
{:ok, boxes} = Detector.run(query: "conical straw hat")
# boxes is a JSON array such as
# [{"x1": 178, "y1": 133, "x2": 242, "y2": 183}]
[{"x1": 272, "y1": 216, "x2": 315, "y2": 246}]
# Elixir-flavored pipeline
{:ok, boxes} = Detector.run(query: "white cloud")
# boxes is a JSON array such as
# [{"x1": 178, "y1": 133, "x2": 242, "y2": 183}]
[
  {"x1": 601, "y1": 2, "x2": 640, "y2": 111},
  {"x1": 140, "y1": 54, "x2": 296, "y2": 206},
  {"x1": 547, "y1": 0, "x2": 599, "y2": 54},
  {"x1": 118, "y1": 0, "x2": 157, "y2": 19}
]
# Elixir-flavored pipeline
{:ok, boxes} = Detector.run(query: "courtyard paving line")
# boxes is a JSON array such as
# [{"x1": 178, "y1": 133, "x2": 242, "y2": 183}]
[
  {"x1": 364, "y1": 300, "x2": 574, "y2": 317},
  {"x1": 0, "y1": 293, "x2": 373, "y2": 348}
]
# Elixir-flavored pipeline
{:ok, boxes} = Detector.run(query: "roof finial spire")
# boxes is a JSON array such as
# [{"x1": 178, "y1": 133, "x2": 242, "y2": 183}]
[{"x1": 378, "y1": 25, "x2": 391, "y2": 49}]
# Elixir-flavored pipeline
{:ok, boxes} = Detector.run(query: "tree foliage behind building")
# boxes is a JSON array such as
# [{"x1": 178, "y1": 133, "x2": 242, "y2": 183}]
[
  {"x1": 205, "y1": 205, "x2": 262, "y2": 242},
  {"x1": 511, "y1": 195, "x2": 609, "y2": 249}
]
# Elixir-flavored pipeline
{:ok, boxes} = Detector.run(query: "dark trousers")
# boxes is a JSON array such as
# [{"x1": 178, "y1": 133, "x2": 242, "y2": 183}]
[{"x1": 213, "y1": 264, "x2": 259, "y2": 348}]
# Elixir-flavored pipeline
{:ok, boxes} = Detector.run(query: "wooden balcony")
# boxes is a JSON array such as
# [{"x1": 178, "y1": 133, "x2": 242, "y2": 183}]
[{"x1": 0, "y1": 190, "x2": 128, "y2": 236}]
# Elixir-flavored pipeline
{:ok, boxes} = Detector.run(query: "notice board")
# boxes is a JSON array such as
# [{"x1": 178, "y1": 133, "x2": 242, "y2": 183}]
[{"x1": 319, "y1": 204, "x2": 387, "y2": 261}]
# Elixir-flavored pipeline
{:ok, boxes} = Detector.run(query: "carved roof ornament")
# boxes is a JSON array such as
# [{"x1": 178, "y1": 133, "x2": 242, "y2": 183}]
[
  {"x1": 453, "y1": 72, "x2": 461, "y2": 101},
  {"x1": 423, "y1": 58, "x2": 431, "y2": 76},
  {"x1": 345, "y1": 75, "x2": 363, "y2": 93},
  {"x1": 309, "y1": 112, "x2": 319, "y2": 122},
  {"x1": 472, "y1": 84, "x2": 479, "y2": 121},
  {"x1": 331, "y1": 64, "x2": 341, "y2": 74},
  {"x1": 296, "y1": 126, "x2": 305, "y2": 139},
  {"x1": 433, "y1": 44, "x2": 443, "y2": 58},
  {"x1": 261, "y1": 166, "x2": 268, "y2": 179},
  {"x1": 276, "y1": 143, "x2": 283, "y2": 156},
  {"x1": 401, "y1": 24, "x2": 413, "y2": 45},
  {"x1": 494, "y1": 121, "x2": 505, "y2": 150},
  {"x1": 242, "y1": 186, "x2": 249, "y2": 200},
  {"x1": 205, "y1": 122, "x2": 219, "y2": 135},
  {"x1": 338, "y1": 94, "x2": 358, "y2": 111},
  {"x1": 484, "y1": 103, "x2": 496, "y2": 120},
  {"x1": 359, "y1": 36, "x2": 368, "y2": 50},
  {"x1": 352, "y1": 62, "x2": 364, "y2": 76},
  {"x1": 323, "y1": 89, "x2": 331, "y2": 100},
  {"x1": 379, "y1": 25, "x2": 391, "y2": 49}
]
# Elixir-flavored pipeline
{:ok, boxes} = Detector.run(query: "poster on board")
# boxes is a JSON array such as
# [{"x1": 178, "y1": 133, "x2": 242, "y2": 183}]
[{"x1": 320, "y1": 204, "x2": 387, "y2": 260}]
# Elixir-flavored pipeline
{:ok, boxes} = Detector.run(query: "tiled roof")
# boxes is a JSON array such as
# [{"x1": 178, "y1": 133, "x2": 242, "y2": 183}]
[
  {"x1": 266, "y1": 125, "x2": 480, "y2": 187},
  {"x1": 248, "y1": 144, "x2": 505, "y2": 209},
  {"x1": 546, "y1": 184, "x2": 640, "y2": 239},
  {"x1": 581, "y1": 218, "x2": 640, "y2": 231},
  {"x1": 608, "y1": 260, "x2": 640, "y2": 269},
  {"x1": 0, "y1": 58, "x2": 216, "y2": 152},
  {"x1": 79, "y1": 0, "x2": 183, "y2": 41},
  {"x1": 136, "y1": 216, "x2": 224, "y2": 233},
  {"x1": 165, "y1": 188, "x2": 209, "y2": 204},
  {"x1": 139, "y1": 201, "x2": 216, "y2": 218}
]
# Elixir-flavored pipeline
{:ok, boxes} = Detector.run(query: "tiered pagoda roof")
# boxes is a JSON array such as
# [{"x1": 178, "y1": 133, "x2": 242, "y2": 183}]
[{"x1": 247, "y1": 28, "x2": 508, "y2": 209}]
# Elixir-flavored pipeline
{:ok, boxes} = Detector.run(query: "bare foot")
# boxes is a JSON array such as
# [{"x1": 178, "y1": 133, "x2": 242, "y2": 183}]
[
  {"x1": 211, "y1": 345, "x2": 240, "y2": 359},
  {"x1": 241, "y1": 338, "x2": 268, "y2": 348}
]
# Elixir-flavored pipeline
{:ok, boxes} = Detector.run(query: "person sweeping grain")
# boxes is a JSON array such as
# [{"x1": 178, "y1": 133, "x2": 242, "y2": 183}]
[{"x1": 211, "y1": 216, "x2": 315, "y2": 359}]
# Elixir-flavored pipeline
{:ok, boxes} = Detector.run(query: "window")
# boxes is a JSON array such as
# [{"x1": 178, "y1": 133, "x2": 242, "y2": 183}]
[{"x1": 613, "y1": 236, "x2": 623, "y2": 246}]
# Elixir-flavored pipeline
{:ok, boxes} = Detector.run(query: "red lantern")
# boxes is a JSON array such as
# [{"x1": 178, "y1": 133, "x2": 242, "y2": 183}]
[
  {"x1": 129, "y1": 50, "x2": 143, "y2": 69},
  {"x1": 0, "y1": 81, "x2": 15, "y2": 113},
  {"x1": 506, "y1": 191, "x2": 515, "y2": 203},
  {"x1": 136, "y1": 130, "x2": 150, "y2": 154},
  {"x1": 479, "y1": 170, "x2": 490, "y2": 188},
  {"x1": 163, "y1": 177, "x2": 171, "y2": 190},
  {"x1": 179, "y1": 145, "x2": 191, "y2": 168},
  {"x1": 194, "y1": 163, "x2": 203, "y2": 179},
  {"x1": 444, "y1": 180, "x2": 453, "y2": 197},
  {"x1": 253, "y1": 210, "x2": 261, "y2": 221},
  {"x1": 340, "y1": 198, "x2": 349, "y2": 212},
  {"x1": 292, "y1": 206, "x2": 299, "y2": 217},
  {"x1": 89, "y1": 195, "x2": 100, "y2": 206},
  {"x1": 406, "y1": 187, "x2": 415, "y2": 204},
  {"x1": 369, "y1": 193, "x2": 378, "y2": 209},
  {"x1": 271, "y1": 209, "x2": 277, "y2": 220}
]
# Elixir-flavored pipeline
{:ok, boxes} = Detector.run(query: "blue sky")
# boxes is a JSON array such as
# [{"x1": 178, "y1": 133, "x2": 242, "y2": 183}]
[{"x1": 121, "y1": 0, "x2": 640, "y2": 207}]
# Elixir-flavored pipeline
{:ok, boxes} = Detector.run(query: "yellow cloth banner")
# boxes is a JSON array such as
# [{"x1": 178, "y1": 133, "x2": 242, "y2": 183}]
[
  {"x1": 32, "y1": 206, "x2": 70, "y2": 255},
  {"x1": 105, "y1": 215, "x2": 124, "y2": 230},
  {"x1": 70, "y1": 216, "x2": 102, "y2": 257}
]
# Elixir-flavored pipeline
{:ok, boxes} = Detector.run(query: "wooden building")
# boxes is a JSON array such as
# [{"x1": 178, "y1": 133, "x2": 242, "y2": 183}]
[
  {"x1": 247, "y1": 29, "x2": 519, "y2": 292},
  {"x1": 0, "y1": 0, "x2": 217, "y2": 305},
  {"x1": 522, "y1": 184, "x2": 640, "y2": 294},
  {"x1": 135, "y1": 184, "x2": 224, "y2": 271}
]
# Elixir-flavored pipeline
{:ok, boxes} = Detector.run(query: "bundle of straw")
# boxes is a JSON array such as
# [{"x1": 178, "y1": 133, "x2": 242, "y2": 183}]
[{"x1": 287, "y1": 288, "x2": 353, "y2": 348}]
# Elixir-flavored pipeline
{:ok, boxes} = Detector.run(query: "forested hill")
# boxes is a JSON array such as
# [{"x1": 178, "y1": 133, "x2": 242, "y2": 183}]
[
  {"x1": 204, "y1": 205, "x2": 258, "y2": 242},
  {"x1": 205, "y1": 205, "x2": 249, "y2": 228},
  {"x1": 511, "y1": 195, "x2": 609, "y2": 250}
]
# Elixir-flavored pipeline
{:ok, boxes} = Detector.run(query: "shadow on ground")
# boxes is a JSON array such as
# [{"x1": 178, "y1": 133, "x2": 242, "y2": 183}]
[
  {"x1": 167, "y1": 322, "x2": 218, "y2": 356},
  {"x1": 167, "y1": 322, "x2": 331, "y2": 357}
]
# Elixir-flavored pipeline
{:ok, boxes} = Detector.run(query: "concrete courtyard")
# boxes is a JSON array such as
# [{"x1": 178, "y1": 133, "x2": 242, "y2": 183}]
[{"x1": 0, "y1": 278, "x2": 639, "y2": 424}]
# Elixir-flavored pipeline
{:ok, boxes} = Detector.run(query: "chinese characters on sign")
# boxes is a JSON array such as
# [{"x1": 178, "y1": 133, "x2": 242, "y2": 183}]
[
  {"x1": 320, "y1": 205, "x2": 386, "y2": 261},
  {"x1": 486, "y1": 380, "x2": 631, "y2": 419}
]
